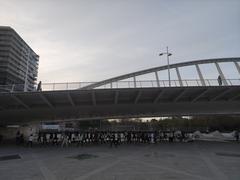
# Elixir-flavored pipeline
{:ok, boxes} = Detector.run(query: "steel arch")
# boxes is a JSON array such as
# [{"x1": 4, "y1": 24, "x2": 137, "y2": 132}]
[{"x1": 81, "y1": 57, "x2": 240, "y2": 89}]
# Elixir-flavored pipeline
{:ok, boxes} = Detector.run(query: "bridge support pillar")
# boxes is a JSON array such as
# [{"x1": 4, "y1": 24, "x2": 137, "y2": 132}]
[
  {"x1": 155, "y1": 71, "x2": 160, "y2": 87},
  {"x1": 234, "y1": 62, "x2": 240, "y2": 75},
  {"x1": 195, "y1": 64, "x2": 206, "y2": 86},
  {"x1": 175, "y1": 67, "x2": 183, "y2": 86},
  {"x1": 215, "y1": 62, "x2": 228, "y2": 85}
]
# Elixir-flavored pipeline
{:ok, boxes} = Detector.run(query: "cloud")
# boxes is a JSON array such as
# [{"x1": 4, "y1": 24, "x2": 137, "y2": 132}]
[{"x1": 0, "y1": 0, "x2": 239, "y2": 83}]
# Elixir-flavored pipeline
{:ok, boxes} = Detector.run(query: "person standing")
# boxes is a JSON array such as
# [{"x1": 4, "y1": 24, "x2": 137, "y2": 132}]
[
  {"x1": 114, "y1": 133, "x2": 119, "y2": 147},
  {"x1": 49, "y1": 133, "x2": 53, "y2": 145},
  {"x1": 20, "y1": 134, "x2": 24, "y2": 145},
  {"x1": 78, "y1": 133, "x2": 83, "y2": 146},
  {"x1": 53, "y1": 133, "x2": 58, "y2": 146},
  {"x1": 61, "y1": 134, "x2": 69, "y2": 147},
  {"x1": 235, "y1": 131, "x2": 239, "y2": 142},
  {"x1": 150, "y1": 132, "x2": 154, "y2": 144},
  {"x1": 37, "y1": 132, "x2": 41, "y2": 144},
  {"x1": 16, "y1": 131, "x2": 20, "y2": 145},
  {"x1": 110, "y1": 133, "x2": 114, "y2": 148},
  {"x1": 37, "y1": 81, "x2": 42, "y2": 91},
  {"x1": 28, "y1": 134, "x2": 33, "y2": 147},
  {"x1": 217, "y1": 75, "x2": 222, "y2": 86}
]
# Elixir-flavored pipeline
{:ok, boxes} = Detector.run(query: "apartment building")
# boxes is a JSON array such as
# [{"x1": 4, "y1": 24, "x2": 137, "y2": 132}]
[{"x1": 0, "y1": 26, "x2": 39, "y2": 91}]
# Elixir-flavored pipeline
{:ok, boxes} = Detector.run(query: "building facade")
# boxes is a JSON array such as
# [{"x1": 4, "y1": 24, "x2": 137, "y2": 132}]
[{"x1": 0, "y1": 26, "x2": 39, "y2": 91}]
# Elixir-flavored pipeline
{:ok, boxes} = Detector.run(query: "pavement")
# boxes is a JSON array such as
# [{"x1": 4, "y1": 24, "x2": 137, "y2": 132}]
[{"x1": 0, "y1": 141, "x2": 240, "y2": 180}]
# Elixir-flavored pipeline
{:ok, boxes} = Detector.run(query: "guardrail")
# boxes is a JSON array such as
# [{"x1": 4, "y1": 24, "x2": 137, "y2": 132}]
[
  {"x1": 0, "y1": 79, "x2": 240, "y2": 92},
  {"x1": 0, "y1": 84, "x2": 25, "y2": 92}
]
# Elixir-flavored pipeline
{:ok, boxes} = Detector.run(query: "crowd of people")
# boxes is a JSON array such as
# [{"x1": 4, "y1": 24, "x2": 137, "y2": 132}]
[
  {"x1": 0, "y1": 129, "x2": 237, "y2": 147},
  {"x1": 15, "y1": 130, "x2": 195, "y2": 148}
]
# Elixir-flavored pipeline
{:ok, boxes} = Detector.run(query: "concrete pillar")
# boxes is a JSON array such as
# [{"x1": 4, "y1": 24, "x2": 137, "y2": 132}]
[
  {"x1": 195, "y1": 64, "x2": 206, "y2": 86},
  {"x1": 215, "y1": 62, "x2": 228, "y2": 85},
  {"x1": 175, "y1": 67, "x2": 183, "y2": 87},
  {"x1": 155, "y1": 71, "x2": 160, "y2": 87}
]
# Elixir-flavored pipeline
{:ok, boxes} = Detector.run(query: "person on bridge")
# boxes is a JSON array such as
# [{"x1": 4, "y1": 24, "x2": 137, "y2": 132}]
[
  {"x1": 217, "y1": 75, "x2": 222, "y2": 86},
  {"x1": 37, "y1": 81, "x2": 42, "y2": 91}
]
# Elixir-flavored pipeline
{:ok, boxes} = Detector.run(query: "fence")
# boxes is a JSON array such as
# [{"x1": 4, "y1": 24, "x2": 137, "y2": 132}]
[{"x1": 0, "y1": 79, "x2": 240, "y2": 92}]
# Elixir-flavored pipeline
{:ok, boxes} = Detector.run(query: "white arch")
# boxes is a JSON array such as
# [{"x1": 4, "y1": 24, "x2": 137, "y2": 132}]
[{"x1": 81, "y1": 57, "x2": 240, "y2": 89}]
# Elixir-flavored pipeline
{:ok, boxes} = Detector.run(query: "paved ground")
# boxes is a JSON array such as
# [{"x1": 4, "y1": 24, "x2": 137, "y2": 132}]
[{"x1": 0, "y1": 141, "x2": 240, "y2": 180}]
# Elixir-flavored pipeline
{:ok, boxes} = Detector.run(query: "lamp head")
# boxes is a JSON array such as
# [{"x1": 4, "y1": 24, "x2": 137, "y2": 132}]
[
  {"x1": 168, "y1": 53, "x2": 172, "y2": 56},
  {"x1": 159, "y1": 53, "x2": 163, "y2": 56}
]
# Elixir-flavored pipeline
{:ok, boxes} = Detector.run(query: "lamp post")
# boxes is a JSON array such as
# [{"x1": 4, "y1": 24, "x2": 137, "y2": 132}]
[{"x1": 159, "y1": 46, "x2": 172, "y2": 87}]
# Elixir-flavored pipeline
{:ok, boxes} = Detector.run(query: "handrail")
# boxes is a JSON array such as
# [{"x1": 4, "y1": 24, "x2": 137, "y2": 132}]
[{"x1": 0, "y1": 79, "x2": 240, "y2": 93}]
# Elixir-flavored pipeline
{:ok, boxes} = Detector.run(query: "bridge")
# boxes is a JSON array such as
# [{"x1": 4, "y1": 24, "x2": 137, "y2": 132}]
[{"x1": 0, "y1": 57, "x2": 240, "y2": 124}]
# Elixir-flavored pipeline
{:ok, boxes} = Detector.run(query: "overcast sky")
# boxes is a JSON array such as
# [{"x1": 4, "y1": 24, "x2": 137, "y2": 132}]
[{"x1": 0, "y1": 0, "x2": 240, "y2": 83}]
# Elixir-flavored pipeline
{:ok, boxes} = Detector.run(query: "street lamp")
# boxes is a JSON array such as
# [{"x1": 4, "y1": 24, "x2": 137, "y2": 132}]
[{"x1": 159, "y1": 46, "x2": 172, "y2": 87}]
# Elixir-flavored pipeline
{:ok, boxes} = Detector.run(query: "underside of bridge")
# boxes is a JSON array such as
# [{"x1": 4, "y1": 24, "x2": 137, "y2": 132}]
[
  {"x1": 0, "y1": 86, "x2": 240, "y2": 125},
  {"x1": 0, "y1": 58, "x2": 240, "y2": 125}
]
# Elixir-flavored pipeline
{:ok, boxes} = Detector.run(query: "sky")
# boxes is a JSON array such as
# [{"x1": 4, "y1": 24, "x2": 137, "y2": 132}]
[{"x1": 0, "y1": 0, "x2": 240, "y2": 83}]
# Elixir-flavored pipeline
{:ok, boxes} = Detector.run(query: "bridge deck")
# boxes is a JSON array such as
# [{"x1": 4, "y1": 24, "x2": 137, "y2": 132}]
[{"x1": 0, "y1": 86, "x2": 240, "y2": 124}]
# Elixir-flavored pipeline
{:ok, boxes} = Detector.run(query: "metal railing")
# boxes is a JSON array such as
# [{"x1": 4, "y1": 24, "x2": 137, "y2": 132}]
[
  {"x1": 0, "y1": 79, "x2": 239, "y2": 93},
  {"x1": 0, "y1": 84, "x2": 25, "y2": 92}
]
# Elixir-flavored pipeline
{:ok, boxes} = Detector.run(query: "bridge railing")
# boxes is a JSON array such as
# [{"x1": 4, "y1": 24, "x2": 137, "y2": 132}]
[
  {"x1": 96, "y1": 79, "x2": 240, "y2": 89},
  {"x1": 0, "y1": 84, "x2": 25, "y2": 92},
  {"x1": 0, "y1": 79, "x2": 240, "y2": 92}
]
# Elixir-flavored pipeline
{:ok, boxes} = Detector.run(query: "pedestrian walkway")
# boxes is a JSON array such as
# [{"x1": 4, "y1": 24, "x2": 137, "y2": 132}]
[{"x1": 0, "y1": 142, "x2": 240, "y2": 180}]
